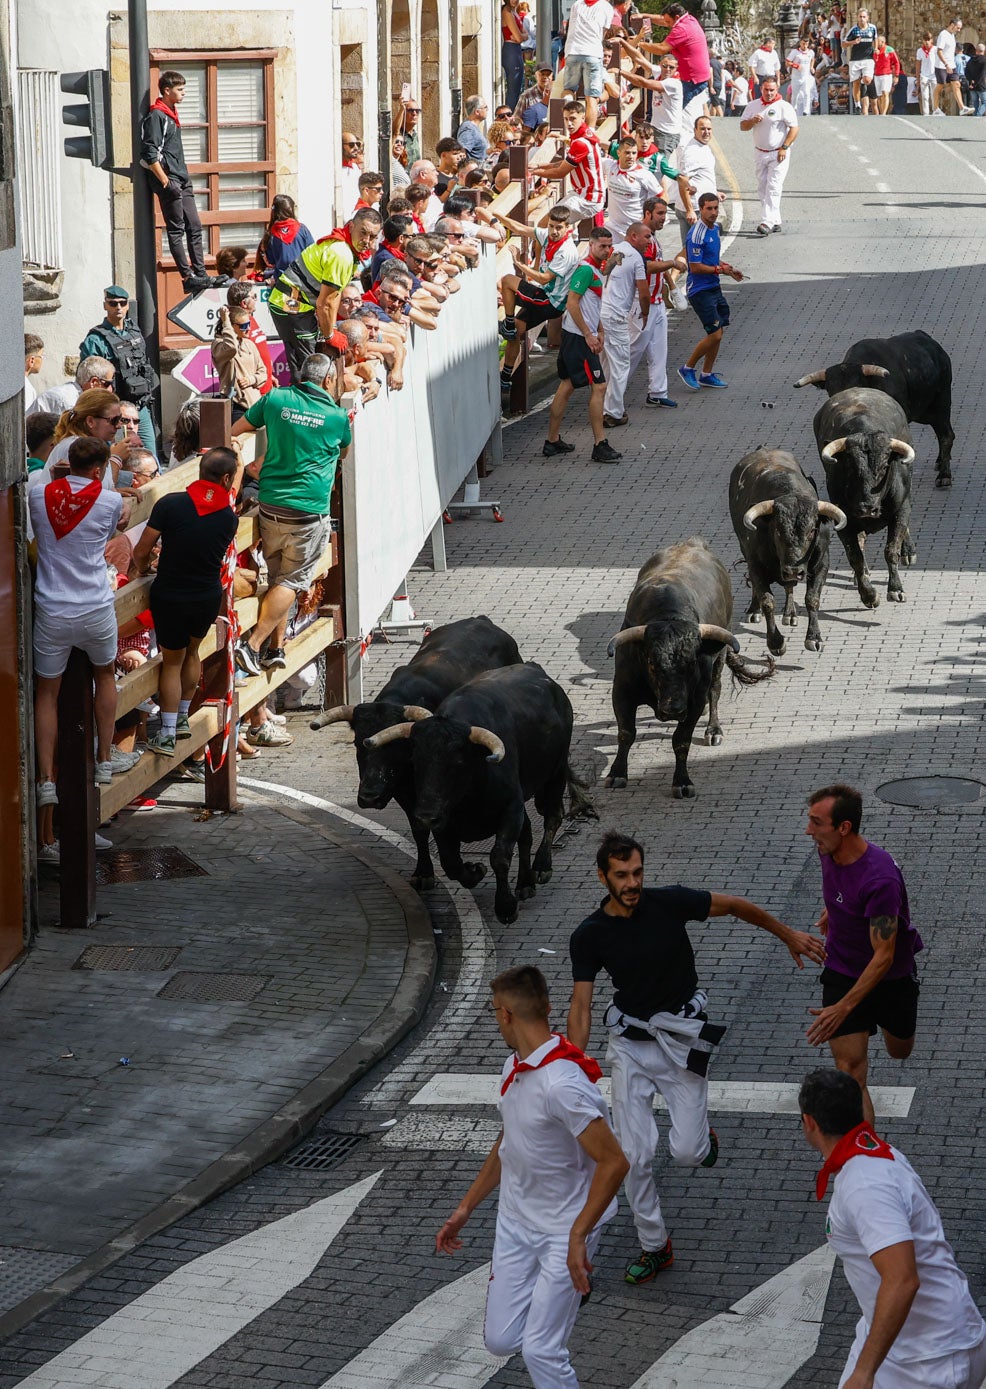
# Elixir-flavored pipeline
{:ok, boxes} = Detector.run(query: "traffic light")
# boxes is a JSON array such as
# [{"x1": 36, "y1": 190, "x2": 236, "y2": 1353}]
[{"x1": 60, "y1": 70, "x2": 113, "y2": 169}]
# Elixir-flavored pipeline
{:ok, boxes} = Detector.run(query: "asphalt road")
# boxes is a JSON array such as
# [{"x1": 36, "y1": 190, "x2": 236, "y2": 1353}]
[{"x1": 4, "y1": 114, "x2": 986, "y2": 1389}]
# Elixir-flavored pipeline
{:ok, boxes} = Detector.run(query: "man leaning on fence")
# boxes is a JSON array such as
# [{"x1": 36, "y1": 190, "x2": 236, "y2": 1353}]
[{"x1": 231, "y1": 353, "x2": 352, "y2": 678}]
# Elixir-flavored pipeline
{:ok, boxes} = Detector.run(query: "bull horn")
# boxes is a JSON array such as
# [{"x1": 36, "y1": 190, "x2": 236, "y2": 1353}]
[
  {"x1": 310, "y1": 705, "x2": 355, "y2": 730},
  {"x1": 861, "y1": 364, "x2": 890, "y2": 379},
  {"x1": 698, "y1": 624, "x2": 741, "y2": 653},
  {"x1": 363, "y1": 721, "x2": 415, "y2": 749},
  {"x1": 468, "y1": 726, "x2": 506, "y2": 763},
  {"x1": 402, "y1": 705, "x2": 433, "y2": 721},
  {"x1": 820, "y1": 437, "x2": 849, "y2": 462},
  {"x1": 607, "y1": 625, "x2": 647, "y2": 657},
  {"x1": 742, "y1": 499, "x2": 775, "y2": 532},
  {"x1": 817, "y1": 501, "x2": 848, "y2": 531},
  {"x1": 889, "y1": 438, "x2": 915, "y2": 463},
  {"x1": 793, "y1": 369, "x2": 827, "y2": 388}
]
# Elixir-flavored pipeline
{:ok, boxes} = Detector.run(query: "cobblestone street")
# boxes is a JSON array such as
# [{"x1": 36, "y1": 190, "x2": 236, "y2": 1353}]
[{"x1": 4, "y1": 116, "x2": 986, "y2": 1388}]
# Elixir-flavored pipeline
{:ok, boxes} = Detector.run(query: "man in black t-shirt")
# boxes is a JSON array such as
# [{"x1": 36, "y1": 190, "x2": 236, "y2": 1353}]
[
  {"x1": 130, "y1": 447, "x2": 241, "y2": 757},
  {"x1": 567, "y1": 831, "x2": 823, "y2": 1286}
]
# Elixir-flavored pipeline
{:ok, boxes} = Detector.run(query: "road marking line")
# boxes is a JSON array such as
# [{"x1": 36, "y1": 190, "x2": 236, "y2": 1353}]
[
  {"x1": 876, "y1": 181, "x2": 890, "y2": 192},
  {"x1": 711, "y1": 134, "x2": 743, "y2": 253},
  {"x1": 13, "y1": 1174, "x2": 382, "y2": 1389},
  {"x1": 408, "y1": 1074, "x2": 915, "y2": 1116},
  {"x1": 319, "y1": 1262, "x2": 507, "y2": 1387},
  {"x1": 893, "y1": 114, "x2": 986, "y2": 186},
  {"x1": 629, "y1": 1245, "x2": 835, "y2": 1388}
]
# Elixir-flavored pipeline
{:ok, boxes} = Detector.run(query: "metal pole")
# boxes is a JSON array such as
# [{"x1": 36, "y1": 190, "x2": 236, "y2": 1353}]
[
  {"x1": 536, "y1": 0, "x2": 552, "y2": 67},
  {"x1": 378, "y1": 0, "x2": 392, "y2": 194},
  {"x1": 127, "y1": 0, "x2": 161, "y2": 433}
]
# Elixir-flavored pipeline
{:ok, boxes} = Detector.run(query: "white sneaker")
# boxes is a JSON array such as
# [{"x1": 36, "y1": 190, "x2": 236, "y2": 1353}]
[
  {"x1": 136, "y1": 698, "x2": 159, "y2": 716},
  {"x1": 932, "y1": 108, "x2": 946, "y2": 116},
  {"x1": 37, "y1": 780, "x2": 58, "y2": 808},
  {"x1": 38, "y1": 840, "x2": 60, "y2": 864},
  {"x1": 268, "y1": 712, "x2": 287, "y2": 726},
  {"x1": 961, "y1": 105, "x2": 975, "y2": 114},
  {"x1": 95, "y1": 761, "x2": 113, "y2": 786},
  {"x1": 110, "y1": 746, "x2": 142, "y2": 773},
  {"x1": 95, "y1": 832, "x2": 113, "y2": 850}
]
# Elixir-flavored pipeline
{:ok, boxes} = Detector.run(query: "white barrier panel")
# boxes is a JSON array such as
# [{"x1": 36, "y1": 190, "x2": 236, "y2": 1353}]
[{"x1": 342, "y1": 247, "x2": 500, "y2": 648}]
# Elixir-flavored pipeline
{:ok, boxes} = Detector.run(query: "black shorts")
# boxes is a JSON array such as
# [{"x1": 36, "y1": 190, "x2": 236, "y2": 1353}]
[
  {"x1": 935, "y1": 67, "x2": 954, "y2": 85},
  {"x1": 557, "y1": 328, "x2": 604, "y2": 388},
  {"x1": 689, "y1": 286, "x2": 730, "y2": 334},
  {"x1": 516, "y1": 280, "x2": 563, "y2": 329},
  {"x1": 149, "y1": 590, "x2": 223, "y2": 651},
  {"x1": 821, "y1": 967, "x2": 920, "y2": 1041}
]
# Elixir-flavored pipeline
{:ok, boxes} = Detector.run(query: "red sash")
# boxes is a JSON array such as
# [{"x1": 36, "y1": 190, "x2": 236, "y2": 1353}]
[
  {"x1": 44, "y1": 477, "x2": 102, "y2": 539},
  {"x1": 150, "y1": 97, "x2": 179, "y2": 126},
  {"x1": 816, "y1": 1121, "x2": 895, "y2": 1200},
  {"x1": 186, "y1": 479, "x2": 231, "y2": 517},
  {"x1": 500, "y1": 1034, "x2": 602, "y2": 1095}
]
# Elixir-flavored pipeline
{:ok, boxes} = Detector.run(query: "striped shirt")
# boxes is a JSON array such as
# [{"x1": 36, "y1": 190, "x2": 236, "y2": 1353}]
[{"x1": 567, "y1": 124, "x2": 605, "y2": 207}]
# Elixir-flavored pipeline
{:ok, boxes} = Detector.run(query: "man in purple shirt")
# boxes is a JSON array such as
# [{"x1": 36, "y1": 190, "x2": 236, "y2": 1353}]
[{"x1": 804, "y1": 783, "x2": 922, "y2": 1126}]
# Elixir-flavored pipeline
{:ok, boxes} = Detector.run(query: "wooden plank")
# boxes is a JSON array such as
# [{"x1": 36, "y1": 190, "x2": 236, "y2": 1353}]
[
  {"x1": 114, "y1": 576, "x2": 154, "y2": 626},
  {"x1": 123, "y1": 459, "x2": 198, "y2": 529},
  {"x1": 235, "y1": 512, "x2": 260, "y2": 553},
  {"x1": 231, "y1": 614, "x2": 335, "y2": 715}
]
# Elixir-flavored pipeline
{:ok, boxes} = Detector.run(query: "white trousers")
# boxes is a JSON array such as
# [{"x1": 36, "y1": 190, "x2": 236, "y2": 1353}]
[
  {"x1": 627, "y1": 301, "x2": 668, "y2": 398},
  {"x1": 601, "y1": 313, "x2": 632, "y2": 418},
  {"x1": 754, "y1": 147, "x2": 791, "y2": 227},
  {"x1": 840, "y1": 1324, "x2": 986, "y2": 1389},
  {"x1": 919, "y1": 75, "x2": 936, "y2": 114},
  {"x1": 608, "y1": 1033, "x2": 710, "y2": 1251},
  {"x1": 791, "y1": 80, "x2": 813, "y2": 116},
  {"x1": 484, "y1": 1219, "x2": 602, "y2": 1389}
]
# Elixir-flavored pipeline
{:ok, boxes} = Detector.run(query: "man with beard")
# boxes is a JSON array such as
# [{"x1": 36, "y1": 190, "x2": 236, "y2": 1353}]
[{"x1": 567, "y1": 831, "x2": 823, "y2": 1285}]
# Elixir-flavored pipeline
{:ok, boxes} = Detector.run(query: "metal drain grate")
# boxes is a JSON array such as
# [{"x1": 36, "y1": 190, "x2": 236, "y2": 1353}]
[
  {"x1": 281, "y1": 1132, "x2": 365, "y2": 1171},
  {"x1": 157, "y1": 971, "x2": 268, "y2": 1003},
  {"x1": 75, "y1": 945, "x2": 182, "y2": 972},
  {"x1": 96, "y1": 847, "x2": 208, "y2": 886},
  {"x1": 876, "y1": 776, "x2": 986, "y2": 810}
]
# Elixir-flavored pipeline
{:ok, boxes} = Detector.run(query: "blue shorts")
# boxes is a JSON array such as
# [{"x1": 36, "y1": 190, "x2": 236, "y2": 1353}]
[
  {"x1": 563, "y1": 54, "x2": 605, "y2": 99},
  {"x1": 688, "y1": 286, "x2": 730, "y2": 334}
]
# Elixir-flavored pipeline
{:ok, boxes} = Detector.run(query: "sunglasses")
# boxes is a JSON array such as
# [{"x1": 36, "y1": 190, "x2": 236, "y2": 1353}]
[
  {"x1": 344, "y1": 140, "x2": 363, "y2": 150},
  {"x1": 105, "y1": 298, "x2": 129, "y2": 306},
  {"x1": 445, "y1": 232, "x2": 464, "y2": 240},
  {"x1": 408, "y1": 255, "x2": 438, "y2": 267},
  {"x1": 101, "y1": 415, "x2": 126, "y2": 425},
  {"x1": 393, "y1": 140, "x2": 406, "y2": 148},
  {"x1": 380, "y1": 289, "x2": 409, "y2": 305},
  {"x1": 405, "y1": 107, "x2": 421, "y2": 114}
]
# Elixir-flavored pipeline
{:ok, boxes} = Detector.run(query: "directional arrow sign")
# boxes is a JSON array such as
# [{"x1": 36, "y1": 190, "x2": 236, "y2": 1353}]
[
  {"x1": 171, "y1": 340, "x2": 291, "y2": 395},
  {"x1": 167, "y1": 284, "x2": 277, "y2": 342},
  {"x1": 14, "y1": 1171, "x2": 382, "y2": 1389}
]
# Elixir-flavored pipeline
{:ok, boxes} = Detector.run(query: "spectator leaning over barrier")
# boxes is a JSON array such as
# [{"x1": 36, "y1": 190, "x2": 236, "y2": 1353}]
[
  {"x1": 409, "y1": 161, "x2": 445, "y2": 230},
  {"x1": 80, "y1": 286, "x2": 159, "y2": 453},
  {"x1": 255, "y1": 194, "x2": 314, "y2": 282},
  {"x1": 30, "y1": 355, "x2": 115, "y2": 419},
  {"x1": 405, "y1": 234, "x2": 454, "y2": 305},
  {"x1": 370, "y1": 259, "x2": 441, "y2": 331},
  {"x1": 444, "y1": 192, "x2": 507, "y2": 243},
  {"x1": 336, "y1": 320, "x2": 382, "y2": 404},
  {"x1": 227, "y1": 280, "x2": 275, "y2": 395},
  {"x1": 24, "y1": 333, "x2": 44, "y2": 413},
  {"x1": 456, "y1": 96, "x2": 491, "y2": 163},
  {"x1": 130, "y1": 446, "x2": 242, "y2": 757},
  {"x1": 30, "y1": 436, "x2": 130, "y2": 803},
  {"x1": 212, "y1": 304, "x2": 268, "y2": 419},
  {"x1": 267, "y1": 207, "x2": 383, "y2": 382},
  {"x1": 231, "y1": 353, "x2": 352, "y2": 677},
  {"x1": 27, "y1": 412, "x2": 58, "y2": 478},
  {"x1": 344, "y1": 283, "x2": 408, "y2": 388},
  {"x1": 370, "y1": 214, "x2": 415, "y2": 282}
]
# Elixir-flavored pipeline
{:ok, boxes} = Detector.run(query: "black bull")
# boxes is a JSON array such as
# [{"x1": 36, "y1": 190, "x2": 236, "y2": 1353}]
[
  {"x1": 310, "y1": 616, "x2": 521, "y2": 888},
  {"x1": 728, "y1": 448, "x2": 847, "y2": 655},
  {"x1": 794, "y1": 329, "x2": 954, "y2": 487},
  {"x1": 362, "y1": 662, "x2": 592, "y2": 924},
  {"x1": 813, "y1": 387, "x2": 916, "y2": 608},
  {"x1": 605, "y1": 538, "x2": 774, "y2": 798}
]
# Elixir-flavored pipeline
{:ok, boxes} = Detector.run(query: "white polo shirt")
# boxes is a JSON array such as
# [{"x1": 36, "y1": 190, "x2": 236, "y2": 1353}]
[
  {"x1": 826, "y1": 1148, "x2": 986, "y2": 1364},
  {"x1": 744, "y1": 96, "x2": 798, "y2": 150},
  {"x1": 667, "y1": 137, "x2": 717, "y2": 208},
  {"x1": 497, "y1": 1035, "x2": 616, "y2": 1237}
]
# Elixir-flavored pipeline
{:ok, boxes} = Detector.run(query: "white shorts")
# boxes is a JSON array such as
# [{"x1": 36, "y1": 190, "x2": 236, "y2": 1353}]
[
  {"x1": 873, "y1": 73, "x2": 893, "y2": 94},
  {"x1": 554, "y1": 191, "x2": 604, "y2": 221},
  {"x1": 33, "y1": 602, "x2": 118, "y2": 678},
  {"x1": 840, "y1": 1325, "x2": 986, "y2": 1389},
  {"x1": 849, "y1": 58, "x2": 875, "y2": 81}
]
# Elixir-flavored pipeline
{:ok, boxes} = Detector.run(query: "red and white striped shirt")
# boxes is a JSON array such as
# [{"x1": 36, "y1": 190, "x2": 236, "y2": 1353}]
[{"x1": 567, "y1": 124, "x2": 605, "y2": 207}]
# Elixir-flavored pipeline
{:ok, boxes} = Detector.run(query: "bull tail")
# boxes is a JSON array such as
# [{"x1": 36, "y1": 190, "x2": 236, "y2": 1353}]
[
  {"x1": 725, "y1": 648, "x2": 776, "y2": 687},
  {"x1": 565, "y1": 762, "x2": 598, "y2": 822}
]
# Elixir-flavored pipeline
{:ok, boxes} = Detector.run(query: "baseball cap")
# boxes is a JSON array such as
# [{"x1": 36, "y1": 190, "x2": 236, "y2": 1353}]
[
  {"x1": 536, "y1": 62, "x2": 553, "y2": 71},
  {"x1": 104, "y1": 285, "x2": 130, "y2": 299}
]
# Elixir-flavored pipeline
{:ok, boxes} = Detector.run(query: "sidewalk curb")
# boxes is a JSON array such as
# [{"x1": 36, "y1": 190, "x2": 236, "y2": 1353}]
[{"x1": 0, "y1": 792, "x2": 436, "y2": 1346}]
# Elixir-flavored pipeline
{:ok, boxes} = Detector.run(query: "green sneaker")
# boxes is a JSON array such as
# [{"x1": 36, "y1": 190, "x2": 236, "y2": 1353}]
[
  {"x1": 147, "y1": 732, "x2": 177, "y2": 757},
  {"x1": 701, "y1": 1127, "x2": 719, "y2": 1168},
  {"x1": 625, "y1": 1239, "x2": 673, "y2": 1285},
  {"x1": 176, "y1": 714, "x2": 192, "y2": 740}
]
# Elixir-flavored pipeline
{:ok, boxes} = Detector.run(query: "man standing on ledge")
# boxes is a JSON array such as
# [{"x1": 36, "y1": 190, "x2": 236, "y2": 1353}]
[
  {"x1": 568, "y1": 831, "x2": 824, "y2": 1286},
  {"x1": 436, "y1": 965, "x2": 628, "y2": 1389},
  {"x1": 800, "y1": 1068, "x2": 986, "y2": 1389},
  {"x1": 740, "y1": 75, "x2": 799, "y2": 236},
  {"x1": 804, "y1": 783, "x2": 922, "y2": 1127},
  {"x1": 140, "y1": 70, "x2": 213, "y2": 293}
]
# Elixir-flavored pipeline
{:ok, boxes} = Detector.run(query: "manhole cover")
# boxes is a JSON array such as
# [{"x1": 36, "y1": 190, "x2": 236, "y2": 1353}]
[
  {"x1": 75, "y1": 945, "x2": 182, "y2": 972},
  {"x1": 280, "y1": 1133, "x2": 365, "y2": 1171},
  {"x1": 876, "y1": 776, "x2": 986, "y2": 810},
  {"x1": 157, "y1": 971, "x2": 268, "y2": 1003},
  {"x1": 96, "y1": 847, "x2": 207, "y2": 886}
]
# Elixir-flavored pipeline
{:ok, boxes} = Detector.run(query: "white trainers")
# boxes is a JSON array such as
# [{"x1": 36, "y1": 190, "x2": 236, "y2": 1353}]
[
  {"x1": 37, "y1": 780, "x2": 58, "y2": 808},
  {"x1": 246, "y1": 720, "x2": 294, "y2": 747},
  {"x1": 38, "y1": 841, "x2": 60, "y2": 864},
  {"x1": 95, "y1": 832, "x2": 113, "y2": 850},
  {"x1": 95, "y1": 761, "x2": 113, "y2": 785},
  {"x1": 110, "y1": 746, "x2": 142, "y2": 773}
]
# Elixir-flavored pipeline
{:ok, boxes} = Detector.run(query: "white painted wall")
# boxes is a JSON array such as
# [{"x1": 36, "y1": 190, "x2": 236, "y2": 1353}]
[{"x1": 0, "y1": 246, "x2": 23, "y2": 404}]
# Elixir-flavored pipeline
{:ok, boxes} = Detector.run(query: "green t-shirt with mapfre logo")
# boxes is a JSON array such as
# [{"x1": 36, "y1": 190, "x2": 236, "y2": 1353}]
[{"x1": 245, "y1": 383, "x2": 352, "y2": 515}]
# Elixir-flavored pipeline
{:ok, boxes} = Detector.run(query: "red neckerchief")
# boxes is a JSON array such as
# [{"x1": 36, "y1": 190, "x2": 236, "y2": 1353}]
[
  {"x1": 44, "y1": 476, "x2": 102, "y2": 539},
  {"x1": 342, "y1": 158, "x2": 360, "y2": 170},
  {"x1": 412, "y1": 214, "x2": 426, "y2": 233},
  {"x1": 500, "y1": 1034, "x2": 603, "y2": 1095},
  {"x1": 639, "y1": 142, "x2": 659, "y2": 157},
  {"x1": 382, "y1": 240, "x2": 407, "y2": 261},
  {"x1": 150, "y1": 97, "x2": 180, "y2": 126},
  {"x1": 920, "y1": 41, "x2": 933, "y2": 52},
  {"x1": 269, "y1": 218, "x2": 301, "y2": 244},
  {"x1": 545, "y1": 229, "x2": 572, "y2": 261},
  {"x1": 354, "y1": 198, "x2": 377, "y2": 212},
  {"x1": 186, "y1": 479, "x2": 231, "y2": 517},
  {"x1": 816, "y1": 1121, "x2": 894, "y2": 1200},
  {"x1": 364, "y1": 287, "x2": 383, "y2": 305}
]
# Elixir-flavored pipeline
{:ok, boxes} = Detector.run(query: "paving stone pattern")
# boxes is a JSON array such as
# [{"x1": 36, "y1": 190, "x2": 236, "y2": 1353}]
[{"x1": 3, "y1": 118, "x2": 986, "y2": 1387}]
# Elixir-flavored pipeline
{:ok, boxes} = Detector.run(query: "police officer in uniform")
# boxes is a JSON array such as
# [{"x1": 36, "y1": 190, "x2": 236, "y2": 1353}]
[{"x1": 80, "y1": 287, "x2": 159, "y2": 455}]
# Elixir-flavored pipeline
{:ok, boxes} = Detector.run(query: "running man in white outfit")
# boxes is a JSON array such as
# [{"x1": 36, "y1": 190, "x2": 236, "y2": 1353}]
[
  {"x1": 436, "y1": 965, "x2": 628, "y2": 1389},
  {"x1": 799, "y1": 1068, "x2": 986, "y2": 1389},
  {"x1": 787, "y1": 35, "x2": 817, "y2": 115},
  {"x1": 568, "y1": 831, "x2": 823, "y2": 1286},
  {"x1": 601, "y1": 221, "x2": 651, "y2": 427},
  {"x1": 740, "y1": 76, "x2": 799, "y2": 236},
  {"x1": 627, "y1": 196, "x2": 681, "y2": 409}
]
